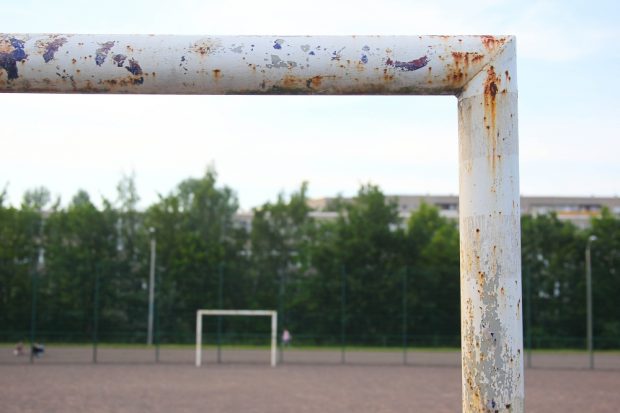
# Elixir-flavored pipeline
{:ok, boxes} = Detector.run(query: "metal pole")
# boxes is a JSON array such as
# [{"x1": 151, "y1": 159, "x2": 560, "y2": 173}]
[
  {"x1": 341, "y1": 265, "x2": 346, "y2": 364},
  {"x1": 403, "y1": 267, "x2": 408, "y2": 365},
  {"x1": 271, "y1": 312, "x2": 278, "y2": 367},
  {"x1": 1, "y1": 35, "x2": 512, "y2": 96},
  {"x1": 147, "y1": 227, "x2": 156, "y2": 346},
  {"x1": 196, "y1": 311, "x2": 202, "y2": 367},
  {"x1": 586, "y1": 235, "x2": 597, "y2": 369},
  {"x1": 155, "y1": 268, "x2": 160, "y2": 363},
  {"x1": 92, "y1": 265, "x2": 100, "y2": 364},
  {"x1": 278, "y1": 269, "x2": 285, "y2": 363},
  {"x1": 458, "y1": 38, "x2": 524, "y2": 412},
  {"x1": 29, "y1": 269, "x2": 37, "y2": 364},
  {"x1": 217, "y1": 263, "x2": 223, "y2": 364},
  {"x1": 525, "y1": 266, "x2": 532, "y2": 368}
]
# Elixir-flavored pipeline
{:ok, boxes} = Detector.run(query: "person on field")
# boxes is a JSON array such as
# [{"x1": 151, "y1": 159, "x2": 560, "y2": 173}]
[
  {"x1": 13, "y1": 341, "x2": 25, "y2": 356},
  {"x1": 31, "y1": 342, "x2": 45, "y2": 358},
  {"x1": 282, "y1": 329, "x2": 292, "y2": 346}
]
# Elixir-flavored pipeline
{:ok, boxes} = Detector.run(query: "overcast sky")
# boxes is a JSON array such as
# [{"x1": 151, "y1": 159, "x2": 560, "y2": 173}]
[{"x1": 1, "y1": 0, "x2": 619, "y2": 211}]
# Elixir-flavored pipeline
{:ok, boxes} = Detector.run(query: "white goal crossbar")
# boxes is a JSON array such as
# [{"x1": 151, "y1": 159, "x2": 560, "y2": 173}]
[{"x1": 195, "y1": 309, "x2": 278, "y2": 367}]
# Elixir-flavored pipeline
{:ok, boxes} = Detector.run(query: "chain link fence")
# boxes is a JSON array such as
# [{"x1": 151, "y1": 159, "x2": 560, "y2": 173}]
[{"x1": 1, "y1": 262, "x2": 619, "y2": 369}]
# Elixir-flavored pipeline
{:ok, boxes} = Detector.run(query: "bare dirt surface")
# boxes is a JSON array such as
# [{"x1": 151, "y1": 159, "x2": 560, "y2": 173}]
[{"x1": 1, "y1": 349, "x2": 620, "y2": 413}]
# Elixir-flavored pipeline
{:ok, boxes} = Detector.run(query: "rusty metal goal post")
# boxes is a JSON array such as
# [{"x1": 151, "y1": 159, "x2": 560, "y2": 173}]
[{"x1": 0, "y1": 33, "x2": 523, "y2": 413}]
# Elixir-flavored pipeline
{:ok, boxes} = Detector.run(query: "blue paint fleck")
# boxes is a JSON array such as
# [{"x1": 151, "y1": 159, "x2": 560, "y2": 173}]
[
  {"x1": 309, "y1": 51, "x2": 315, "y2": 55},
  {"x1": 95, "y1": 41, "x2": 115, "y2": 66},
  {"x1": 0, "y1": 37, "x2": 28, "y2": 80},
  {"x1": 181, "y1": 56, "x2": 186, "y2": 62},
  {"x1": 360, "y1": 54, "x2": 368, "y2": 64},
  {"x1": 385, "y1": 55, "x2": 429, "y2": 71},
  {"x1": 10, "y1": 38, "x2": 27, "y2": 61},
  {"x1": 362, "y1": 45, "x2": 370, "y2": 52},
  {"x1": 125, "y1": 58, "x2": 144, "y2": 84},
  {"x1": 330, "y1": 47, "x2": 345, "y2": 61},
  {"x1": 273, "y1": 39, "x2": 284, "y2": 50},
  {"x1": 41, "y1": 37, "x2": 68, "y2": 63},
  {"x1": 112, "y1": 54, "x2": 127, "y2": 67}
]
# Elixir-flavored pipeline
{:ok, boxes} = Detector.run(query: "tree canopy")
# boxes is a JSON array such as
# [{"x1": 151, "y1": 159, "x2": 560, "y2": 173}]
[{"x1": 1, "y1": 171, "x2": 618, "y2": 349}]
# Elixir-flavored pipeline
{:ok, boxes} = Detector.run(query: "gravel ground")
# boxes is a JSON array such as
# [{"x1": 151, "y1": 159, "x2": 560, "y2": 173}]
[{"x1": 1, "y1": 354, "x2": 620, "y2": 412}]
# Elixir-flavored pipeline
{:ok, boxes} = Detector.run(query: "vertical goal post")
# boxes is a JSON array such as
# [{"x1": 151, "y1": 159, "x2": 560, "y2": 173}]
[
  {"x1": 195, "y1": 310, "x2": 278, "y2": 367},
  {"x1": 1, "y1": 33, "x2": 523, "y2": 412}
]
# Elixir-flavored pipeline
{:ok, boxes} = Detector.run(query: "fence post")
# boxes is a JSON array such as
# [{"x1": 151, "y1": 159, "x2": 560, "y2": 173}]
[
  {"x1": 29, "y1": 268, "x2": 37, "y2": 364},
  {"x1": 525, "y1": 266, "x2": 532, "y2": 368},
  {"x1": 402, "y1": 267, "x2": 408, "y2": 365},
  {"x1": 217, "y1": 263, "x2": 223, "y2": 364},
  {"x1": 340, "y1": 265, "x2": 347, "y2": 364},
  {"x1": 92, "y1": 265, "x2": 100, "y2": 364},
  {"x1": 278, "y1": 268, "x2": 285, "y2": 363},
  {"x1": 155, "y1": 267, "x2": 160, "y2": 363}
]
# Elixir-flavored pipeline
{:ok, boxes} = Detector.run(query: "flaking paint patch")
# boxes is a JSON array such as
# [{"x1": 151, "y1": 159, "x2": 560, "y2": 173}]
[
  {"x1": 95, "y1": 41, "x2": 115, "y2": 66},
  {"x1": 273, "y1": 39, "x2": 284, "y2": 50},
  {"x1": 124, "y1": 58, "x2": 144, "y2": 84},
  {"x1": 267, "y1": 55, "x2": 297, "y2": 69},
  {"x1": 0, "y1": 36, "x2": 28, "y2": 80},
  {"x1": 331, "y1": 47, "x2": 345, "y2": 61},
  {"x1": 112, "y1": 54, "x2": 127, "y2": 67},
  {"x1": 36, "y1": 36, "x2": 68, "y2": 63},
  {"x1": 461, "y1": 213, "x2": 522, "y2": 412},
  {"x1": 386, "y1": 55, "x2": 428, "y2": 71}
]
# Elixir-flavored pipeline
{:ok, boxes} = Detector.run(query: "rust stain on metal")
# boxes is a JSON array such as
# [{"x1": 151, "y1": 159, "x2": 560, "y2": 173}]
[
  {"x1": 481, "y1": 35, "x2": 506, "y2": 51},
  {"x1": 36, "y1": 35, "x2": 68, "y2": 63},
  {"x1": 483, "y1": 66, "x2": 501, "y2": 170},
  {"x1": 306, "y1": 75, "x2": 323, "y2": 89},
  {"x1": 193, "y1": 38, "x2": 222, "y2": 57},
  {"x1": 446, "y1": 51, "x2": 484, "y2": 88},
  {"x1": 382, "y1": 68, "x2": 394, "y2": 83},
  {"x1": 281, "y1": 74, "x2": 304, "y2": 89},
  {"x1": 212, "y1": 69, "x2": 222, "y2": 80},
  {"x1": 446, "y1": 67, "x2": 465, "y2": 85},
  {"x1": 451, "y1": 51, "x2": 484, "y2": 76}
]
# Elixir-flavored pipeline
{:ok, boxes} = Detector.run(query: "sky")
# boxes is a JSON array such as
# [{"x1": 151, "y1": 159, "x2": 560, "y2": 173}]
[{"x1": 1, "y1": 0, "x2": 619, "y2": 211}]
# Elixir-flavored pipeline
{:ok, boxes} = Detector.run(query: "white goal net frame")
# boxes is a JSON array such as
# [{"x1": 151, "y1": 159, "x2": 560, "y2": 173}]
[{"x1": 195, "y1": 309, "x2": 278, "y2": 367}]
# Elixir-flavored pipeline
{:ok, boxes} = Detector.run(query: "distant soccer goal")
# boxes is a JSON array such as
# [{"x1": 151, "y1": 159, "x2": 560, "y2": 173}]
[{"x1": 195, "y1": 309, "x2": 278, "y2": 367}]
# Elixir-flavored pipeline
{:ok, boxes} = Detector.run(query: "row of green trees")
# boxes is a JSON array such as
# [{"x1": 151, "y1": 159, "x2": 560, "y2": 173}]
[{"x1": 1, "y1": 168, "x2": 619, "y2": 348}]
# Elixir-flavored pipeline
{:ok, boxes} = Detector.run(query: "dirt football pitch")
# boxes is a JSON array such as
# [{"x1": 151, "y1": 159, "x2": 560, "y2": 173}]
[{"x1": 2, "y1": 348, "x2": 620, "y2": 412}]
